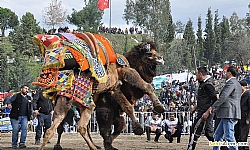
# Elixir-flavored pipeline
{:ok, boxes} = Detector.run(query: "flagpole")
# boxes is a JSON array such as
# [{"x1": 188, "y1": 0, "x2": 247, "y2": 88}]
[{"x1": 109, "y1": 0, "x2": 111, "y2": 33}]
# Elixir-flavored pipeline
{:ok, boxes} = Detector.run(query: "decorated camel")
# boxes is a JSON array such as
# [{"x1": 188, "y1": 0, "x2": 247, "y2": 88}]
[
  {"x1": 53, "y1": 41, "x2": 164, "y2": 150},
  {"x1": 32, "y1": 32, "x2": 164, "y2": 150},
  {"x1": 95, "y1": 41, "x2": 164, "y2": 150}
]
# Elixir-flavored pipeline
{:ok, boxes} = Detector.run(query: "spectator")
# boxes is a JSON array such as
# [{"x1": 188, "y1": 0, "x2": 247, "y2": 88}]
[
  {"x1": 162, "y1": 113, "x2": 182, "y2": 143},
  {"x1": 5, "y1": 85, "x2": 33, "y2": 149},
  {"x1": 234, "y1": 81, "x2": 250, "y2": 150},
  {"x1": 145, "y1": 111, "x2": 162, "y2": 142},
  {"x1": 205, "y1": 66, "x2": 241, "y2": 150},
  {"x1": 33, "y1": 89, "x2": 53, "y2": 145}
]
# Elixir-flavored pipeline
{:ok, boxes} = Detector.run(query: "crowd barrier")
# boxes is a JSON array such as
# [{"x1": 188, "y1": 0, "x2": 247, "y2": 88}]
[{"x1": 0, "y1": 111, "x2": 194, "y2": 135}]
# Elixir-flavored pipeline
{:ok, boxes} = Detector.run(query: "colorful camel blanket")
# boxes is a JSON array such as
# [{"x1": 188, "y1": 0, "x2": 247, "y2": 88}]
[{"x1": 32, "y1": 32, "x2": 117, "y2": 108}]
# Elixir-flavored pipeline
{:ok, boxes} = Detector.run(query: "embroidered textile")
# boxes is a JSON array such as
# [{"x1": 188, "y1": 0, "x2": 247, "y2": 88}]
[
  {"x1": 57, "y1": 74, "x2": 95, "y2": 108},
  {"x1": 43, "y1": 47, "x2": 66, "y2": 70},
  {"x1": 60, "y1": 33, "x2": 107, "y2": 83}
]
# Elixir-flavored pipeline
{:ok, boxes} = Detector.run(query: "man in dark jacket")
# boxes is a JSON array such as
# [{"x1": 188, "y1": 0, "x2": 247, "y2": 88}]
[
  {"x1": 33, "y1": 89, "x2": 53, "y2": 145},
  {"x1": 234, "y1": 81, "x2": 250, "y2": 150},
  {"x1": 187, "y1": 67, "x2": 217, "y2": 150},
  {"x1": 6, "y1": 85, "x2": 33, "y2": 149}
]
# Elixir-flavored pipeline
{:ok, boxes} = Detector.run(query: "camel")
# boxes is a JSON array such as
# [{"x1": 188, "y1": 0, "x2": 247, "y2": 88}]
[
  {"x1": 32, "y1": 32, "x2": 164, "y2": 150},
  {"x1": 95, "y1": 41, "x2": 164, "y2": 150}
]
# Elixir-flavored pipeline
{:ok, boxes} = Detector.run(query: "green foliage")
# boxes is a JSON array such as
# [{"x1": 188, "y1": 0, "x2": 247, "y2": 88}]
[
  {"x1": 123, "y1": 0, "x2": 173, "y2": 56},
  {"x1": 67, "y1": 0, "x2": 103, "y2": 33},
  {"x1": 0, "y1": 39, "x2": 8, "y2": 92},
  {"x1": 0, "y1": 7, "x2": 19, "y2": 37},
  {"x1": 213, "y1": 10, "x2": 222, "y2": 64},
  {"x1": 204, "y1": 8, "x2": 215, "y2": 66},
  {"x1": 183, "y1": 19, "x2": 196, "y2": 69},
  {"x1": 9, "y1": 12, "x2": 43, "y2": 59},
  {"x1": 196, "y1": 16, "x2": 204, "y2": 62}
]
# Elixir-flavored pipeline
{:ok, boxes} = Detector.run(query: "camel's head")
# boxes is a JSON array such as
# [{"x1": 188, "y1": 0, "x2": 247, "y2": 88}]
[
  {"x1": 138, "y1": 41, "x2": 164, "y2": 65},
  {"x1": 125, "y1": 41, "x2": 165, "y2": 83}
]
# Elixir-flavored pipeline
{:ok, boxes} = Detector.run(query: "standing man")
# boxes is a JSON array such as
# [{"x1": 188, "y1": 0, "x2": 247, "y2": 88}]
[
  {"x1": 33, "y1": 89, "x2": 53, "y2": 145},
  {"x1": 6, "y1": 85, "x2": 33, "y2": 149},
  {"x1": 234, "y1": 81, "x2": 250, "y2": 150},
  {"x1": 187, "y1": 67, "x2": 217, "y2": 150},
  {"x1": 204, "y1": 66, "x2": 241, "y2": 150}
]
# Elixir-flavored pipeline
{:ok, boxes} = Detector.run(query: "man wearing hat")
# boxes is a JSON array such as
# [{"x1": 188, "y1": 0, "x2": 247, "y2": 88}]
[
  {"x1": 144, "y1": 111, "x2": 162, "y2": 142},
  {"x1": 234, "y1": 80, "x2": 250, "y2": 150}
]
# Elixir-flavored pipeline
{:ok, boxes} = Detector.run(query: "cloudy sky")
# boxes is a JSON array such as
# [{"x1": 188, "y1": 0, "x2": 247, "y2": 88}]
[{"x1": 1, "y1": 0, "x2": 249, "y2": 31}]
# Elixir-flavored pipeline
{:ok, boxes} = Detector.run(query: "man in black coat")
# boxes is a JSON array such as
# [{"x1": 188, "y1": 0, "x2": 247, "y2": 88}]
[
  {"x1": 6, "y1": 85, "x2": 33, "y2": 149},
  {"x1": 33, "y1": 89, "x2": 53, "y2": 145},
  {"x1": 234, "y1": 81, "x2": 250, "y2": 150}
]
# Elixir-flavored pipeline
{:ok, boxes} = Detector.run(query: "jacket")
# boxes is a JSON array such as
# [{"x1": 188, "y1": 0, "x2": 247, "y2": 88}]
[
  {"x1": 212, "y1": 78, "x2": 241, "y2": 119},
  {"x1": 240, "y1": 90, "x2": 250, "y2": 120},
  {"x1": 33, "y1": 90, "x2": 53, "y2": 115},
  {"x1": 197, "y1": 76, "x2": 217, "y2": 115},
  {"x1": 7, "y1": 93, "x2": 33, "y2": 121}
]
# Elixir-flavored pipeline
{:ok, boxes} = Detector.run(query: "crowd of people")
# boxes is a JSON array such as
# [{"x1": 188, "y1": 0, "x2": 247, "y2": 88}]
[
  {"x1": 1, "y1": 65, "x2": 250, "y2": 149},
  {"x1": 98, "y1": 26, "x2": 142, "y2": 34}
]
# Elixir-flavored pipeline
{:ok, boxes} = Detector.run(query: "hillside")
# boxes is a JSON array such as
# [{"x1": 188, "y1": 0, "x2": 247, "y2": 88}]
[{"x1": 100, "y1": 33, "x2": 152, "y2": 55}]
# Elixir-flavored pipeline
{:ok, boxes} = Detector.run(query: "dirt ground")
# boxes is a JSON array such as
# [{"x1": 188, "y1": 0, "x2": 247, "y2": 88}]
[{"x1": 0, "y1": 132, "x2": 249, "y2": 150}]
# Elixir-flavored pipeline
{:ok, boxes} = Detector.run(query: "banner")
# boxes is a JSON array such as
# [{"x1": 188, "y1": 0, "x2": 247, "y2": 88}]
[{"x1": 97, "y1": 0, "x2": 109, "y2": 11}]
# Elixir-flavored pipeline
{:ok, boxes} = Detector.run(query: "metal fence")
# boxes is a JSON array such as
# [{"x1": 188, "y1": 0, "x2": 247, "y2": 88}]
[
  {"x1": 1, "y1": 111, "x2": 193, "y2": 135},
  {"x1": 84, "y1": 111, "x2": 193, "y2": 135}
]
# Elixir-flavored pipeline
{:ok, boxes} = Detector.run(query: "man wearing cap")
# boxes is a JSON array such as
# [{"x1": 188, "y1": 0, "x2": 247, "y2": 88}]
[
  {"x1": 234, "y1": 81, "x2": 250, "y2": 150},
  {"x1": 144, "y1": 111, "x2": 162, "y2": 142}
]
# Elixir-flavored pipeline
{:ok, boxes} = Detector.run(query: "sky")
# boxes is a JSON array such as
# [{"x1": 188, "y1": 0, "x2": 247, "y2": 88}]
[{"x1": 0, "y1": 0, "x2": 250, "y2": 33}]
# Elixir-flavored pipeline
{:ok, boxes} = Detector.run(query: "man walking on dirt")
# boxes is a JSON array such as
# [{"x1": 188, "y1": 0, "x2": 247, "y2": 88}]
[{"x1": 187, "y1": 67, "x2": 217, "y2": 150}]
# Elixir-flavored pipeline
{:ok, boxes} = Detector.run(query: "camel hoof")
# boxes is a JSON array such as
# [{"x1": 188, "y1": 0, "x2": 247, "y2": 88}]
[
  {"x1": 95, "y1": 145, "x2": 102, "y2": 149},
  {"x1": 54, "y1": 144, "x2": 63, "y2": 150},
  {"x1": 104, "y1": 143, "x2": 118, "y2": 150},
  {"x1": 153, "y1": 102, "x2": 165, "y2": 113},
  {"x1": 133, "y1": 122, "x2": 144, "y2": 135}
]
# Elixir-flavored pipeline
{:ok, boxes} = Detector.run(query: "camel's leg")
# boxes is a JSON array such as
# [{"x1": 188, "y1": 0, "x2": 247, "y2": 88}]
[
  {"x1": 111, "y1": 115, "x2": 126, "y2": 142},
  {"x1": 39, "y1": 96, "x2": 72, "y2": 150},
  {"x1": 118, "y1": 67, "x2": 164, "y2": 113},
  {"x1": 96, "y1": 107, "x2": 115, "y2": 150},
  {"x1": 77, "y1": 106, "x2": 97, "y2": 150},
  {"x1": 111, "y1": 90, "x2": 143, "y2": 135},
  {"x1": 87, "y1": 124, "x2": 102, "y2": 149},
  {"x1": 53, "y1": 121, "x2": 65, "y2": 150}
]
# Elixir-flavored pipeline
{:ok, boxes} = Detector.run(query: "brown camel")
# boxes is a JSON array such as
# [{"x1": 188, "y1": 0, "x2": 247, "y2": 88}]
[
  {"x1": 33, "y1": 32, "x2": 164, "y2": 150},
  {"x1": 95, "y1": 41, "x2": 164, "y2": 150}
]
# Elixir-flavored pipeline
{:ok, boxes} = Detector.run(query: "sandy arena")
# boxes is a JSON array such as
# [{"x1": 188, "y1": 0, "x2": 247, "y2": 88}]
[{"x1": 1, "y1": 132, "x2": 249, "y2": 150}]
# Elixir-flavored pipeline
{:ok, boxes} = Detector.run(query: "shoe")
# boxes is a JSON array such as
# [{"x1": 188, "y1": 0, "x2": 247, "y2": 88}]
[
  {"x1": 169, "y1": 141, "x2": 173, "y2": 143},
  {"x1": 19, "y1": 144, "x2": 27, "y2": 148},
  {"x1": 12, "y1": 146, "x2": 18, "y2": 149},
  {"x1": 154, "y1": 140, "x2": 159, "y2": 143},
  {"x1": 35, "y1": 139, "x2": 41, "y2": 145}
]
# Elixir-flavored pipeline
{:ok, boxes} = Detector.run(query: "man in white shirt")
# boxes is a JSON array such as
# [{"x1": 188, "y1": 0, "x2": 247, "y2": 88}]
[
  {"x1": 144, "y1": 111, "x2": 162, "y2": 142},
  {"x1": 162, "y1": 113, "x2": 182, "y2": 143}
]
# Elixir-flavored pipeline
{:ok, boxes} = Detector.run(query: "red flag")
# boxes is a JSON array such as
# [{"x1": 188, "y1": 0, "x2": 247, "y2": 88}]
[{"x1": 97, "y1": 0, "x2": 109, "y2": 11}]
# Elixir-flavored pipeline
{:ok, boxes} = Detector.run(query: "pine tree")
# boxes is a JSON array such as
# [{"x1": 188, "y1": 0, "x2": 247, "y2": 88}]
[
  {"x1": 196, "y1": 16, "x2": 204, "y2": 66},
  {"x1": 0, "y1": 38, "x2": 8, "y2": 92},
  {"x1": 213, "y1": 9, "x2": 222, "y2": 63},
  {"x1": 204, "y1": 8, "x2": 215, "y2": 66},
  {"x1": 220, "y1": 16, "x2": 231, "y2": 62},
  {"x1": 183, "y1": 19, "x2": 196, "y2": 69}
]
